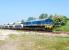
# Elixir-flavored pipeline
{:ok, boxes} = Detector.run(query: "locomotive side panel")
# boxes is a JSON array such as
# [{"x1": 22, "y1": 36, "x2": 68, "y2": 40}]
[{"x1": 23, "y1": 18, "x2": 54, "y2": 31}]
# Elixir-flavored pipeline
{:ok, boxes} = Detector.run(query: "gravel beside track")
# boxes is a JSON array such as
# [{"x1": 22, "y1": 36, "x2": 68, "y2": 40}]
[{"x1": 0, "y1": 29, "x2": 69, "y2": 40}]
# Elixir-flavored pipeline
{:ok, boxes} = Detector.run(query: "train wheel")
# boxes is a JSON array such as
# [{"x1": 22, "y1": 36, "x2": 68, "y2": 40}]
[{"x1": 44, "y1": 27, "x2": 52, "y2": 32}]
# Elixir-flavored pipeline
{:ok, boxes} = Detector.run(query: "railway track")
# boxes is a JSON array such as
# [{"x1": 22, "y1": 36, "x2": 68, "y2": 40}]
[
  {"x1": 11, "y1": 29, "x2": 69, "y2": 35},
  {"x1": 0, "y1": 29, "x2": 69, "y2": 35}
]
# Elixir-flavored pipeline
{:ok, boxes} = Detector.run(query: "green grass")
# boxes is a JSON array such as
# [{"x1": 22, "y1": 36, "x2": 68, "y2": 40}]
[
  {"x1": 54, "y1": 20, "x2": 69, "y2": 32},
  {"x1": 8, "y1": 34, "x2": 69, "y2": 50}
]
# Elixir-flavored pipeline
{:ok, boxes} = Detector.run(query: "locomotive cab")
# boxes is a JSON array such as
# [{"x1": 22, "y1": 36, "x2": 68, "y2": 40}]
[{"x1": 44, "y1": 19, "x2": 54, "y2": 31}]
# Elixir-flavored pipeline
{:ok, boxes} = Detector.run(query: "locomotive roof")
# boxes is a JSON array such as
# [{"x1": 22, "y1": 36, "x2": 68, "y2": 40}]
[{"x1": 25, "y1": 18, "x2": 53, "y2": 22}]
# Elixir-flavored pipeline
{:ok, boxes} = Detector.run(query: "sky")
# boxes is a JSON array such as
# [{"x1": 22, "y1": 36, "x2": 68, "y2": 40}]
[{"x1": 0, "y1": 0, "x2": 69, "y2": 24}]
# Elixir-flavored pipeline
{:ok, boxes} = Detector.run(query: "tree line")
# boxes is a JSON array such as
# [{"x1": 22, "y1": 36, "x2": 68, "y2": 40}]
[{"x1": 21, "y1": 13, "x2": 68, "y2": 27}]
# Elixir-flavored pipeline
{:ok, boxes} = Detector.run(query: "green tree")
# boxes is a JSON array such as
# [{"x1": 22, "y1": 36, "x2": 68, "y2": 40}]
[
  {"x1": 49, "y1": 14, "x2": 53, "y2": 19},
  {"x1": 27, "y1": 17, "x2": 35, "y2": 21},
  {"x1": 7, "y1": 23, "x2": 9, "y2": 25},
  {"x1": 39, "y1": 13, "x2": 48, "y2": 19},
  {"x1": 13, "y1": 22, "x2": 15, "y2": 25},
  {"x1": 52, "y1": 15, "x2": 67, "y2": 27},
  {"x1": 21, "y1": 19, "x2": 24, "y2": 24},
  {"x1": 60, "y1": 16, "x2": 67, "y2": 25}
]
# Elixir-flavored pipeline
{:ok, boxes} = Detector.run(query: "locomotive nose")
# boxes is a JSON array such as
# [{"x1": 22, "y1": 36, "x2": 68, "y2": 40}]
[{"x1": 45, "y1": 25, "x2": 53, "y2": 29}]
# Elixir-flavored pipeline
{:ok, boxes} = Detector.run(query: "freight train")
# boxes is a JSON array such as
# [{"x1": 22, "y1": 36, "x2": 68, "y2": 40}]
[{"x1": 0, "y1": 18, "x2": 54, "y2": 31}]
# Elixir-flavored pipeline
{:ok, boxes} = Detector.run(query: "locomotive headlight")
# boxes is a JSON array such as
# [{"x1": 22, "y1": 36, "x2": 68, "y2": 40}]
[
  {"x1": 45, "y1": 25, "x2": 53, "y2": 29},
  {"x1": 49, "y1": 25, "x2": 52, "y2": 29},
  {"x1": 45, "y1": 25, "x2": 47, "y2": 28},
  {"x1": 49, "y1": 25, "x2": 53, "y2": 29},
  {"x1": 45, "y1": 25, "x2": 49, "y2": 28}
]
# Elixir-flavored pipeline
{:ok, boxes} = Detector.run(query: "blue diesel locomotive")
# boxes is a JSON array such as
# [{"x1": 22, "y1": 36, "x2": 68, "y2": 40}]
[
  {"x1": 23, "y1": 18, "x2": 54, "y2": 31},
  {"x1": 0, "y1": 18, "x2": 54, "y2": 31}
]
